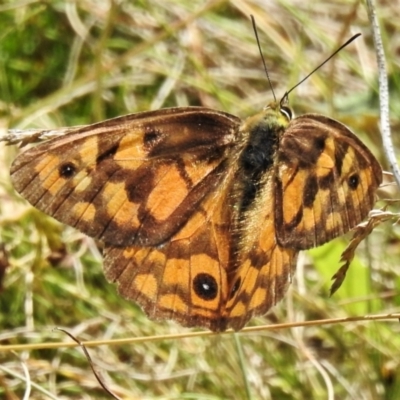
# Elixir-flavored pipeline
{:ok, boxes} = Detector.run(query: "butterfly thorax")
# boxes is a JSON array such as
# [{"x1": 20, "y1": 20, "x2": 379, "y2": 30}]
[{"x1": 235, "y1": 101, "x2": 291, "y2": 214}]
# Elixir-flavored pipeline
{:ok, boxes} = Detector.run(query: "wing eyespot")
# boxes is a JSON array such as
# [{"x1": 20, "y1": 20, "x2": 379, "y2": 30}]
[
  {"x1": 193, "y1": 273, "x2": 218, "y2": 300},
  {"x1": 59, "y1": 162, "x2": 77, "y2": 178},
  {"x1": 229, "y1": 278, "x2": 241, "y2": 299},
  {"x1": 348, "y1": 173, "x2": 360, "y2": 190},
  {"x1": 314, "y1": 136, "x2": 325, "y2": 151}
]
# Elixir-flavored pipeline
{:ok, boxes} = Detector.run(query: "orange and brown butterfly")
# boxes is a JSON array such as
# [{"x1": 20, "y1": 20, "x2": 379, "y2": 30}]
[{"x1": 9, "y1": 33, "x2": 382, "y2": 332}]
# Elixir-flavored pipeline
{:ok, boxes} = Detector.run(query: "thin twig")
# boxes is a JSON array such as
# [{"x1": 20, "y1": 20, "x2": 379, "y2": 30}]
[{"x1": 366, "y1": 0, "x2": 400, "y2": 187}]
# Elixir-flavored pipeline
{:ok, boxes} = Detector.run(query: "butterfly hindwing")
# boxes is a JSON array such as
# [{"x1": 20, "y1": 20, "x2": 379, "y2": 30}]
[
  {"x1": 223, "y1": 173, "x2": 298, "y2": 330},
  {"x1": 103, "y1": 171, "x2": 235, "y2": 331}
]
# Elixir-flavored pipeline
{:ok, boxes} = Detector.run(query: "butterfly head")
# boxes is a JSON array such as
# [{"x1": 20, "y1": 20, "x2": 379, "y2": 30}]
[{"x1": 240, "y1": 99, "x2": 293, "y2": 141}]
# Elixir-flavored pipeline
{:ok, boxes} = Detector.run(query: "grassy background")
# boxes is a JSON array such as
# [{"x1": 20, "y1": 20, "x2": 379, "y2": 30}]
[{"x1": 1, "y1": 0, "x2": 400, "y2": 399}]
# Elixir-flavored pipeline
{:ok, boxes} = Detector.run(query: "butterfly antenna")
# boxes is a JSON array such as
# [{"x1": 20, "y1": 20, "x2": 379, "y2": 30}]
[
  {"x1": 283, "y1": 33, "x2": 361, "y2": 101},
  {"x1": 251, "y1": 15, "x2": 276, "y2": 102}
]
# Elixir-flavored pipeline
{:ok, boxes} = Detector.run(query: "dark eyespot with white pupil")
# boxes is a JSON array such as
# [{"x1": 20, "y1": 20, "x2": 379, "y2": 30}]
[
  {"x1": 59, "y1": 162, "x2": 77, "y2": 178},
  {"x1": 193, "y1": 273, "x2": 218, "y2": 300},
  {"x1": 348, "y1": 173, "x2": 360, "y2": 190},
  {"x1": 280, "y1": 106, "x2": 292, "y2": 120}
]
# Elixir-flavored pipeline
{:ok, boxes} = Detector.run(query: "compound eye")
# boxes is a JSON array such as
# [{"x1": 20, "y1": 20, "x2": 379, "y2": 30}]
[{"x1": 280, "y1": 105, "x2": 292, "y2": 120}]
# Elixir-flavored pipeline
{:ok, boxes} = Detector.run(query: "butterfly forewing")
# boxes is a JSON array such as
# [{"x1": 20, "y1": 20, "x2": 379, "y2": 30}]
[
  {"x1": 10, "y1": 107, "x2": 241, "y2": 247},
  {"x1": 274, "y1": 115, "x2": 382, "y2": 250}
]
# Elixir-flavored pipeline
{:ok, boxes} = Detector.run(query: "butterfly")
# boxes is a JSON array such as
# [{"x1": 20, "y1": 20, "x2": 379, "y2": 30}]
[{"x1": 9, "y1": 38, "x2": 382, "y2": 332}]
